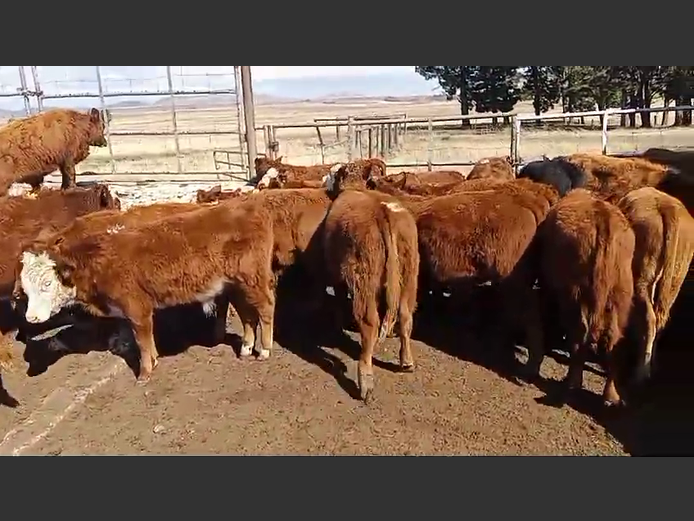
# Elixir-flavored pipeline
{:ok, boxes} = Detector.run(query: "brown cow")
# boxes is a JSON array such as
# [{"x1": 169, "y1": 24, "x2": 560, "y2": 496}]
[
  {"x1": 533, "y1": 189, "x2": 635, "y2": 407},
  {"x1": 323, "y1": 189, "x2": 419, "y2": 402},
  {"x1": 18, "y1": 201, "x2": 277, "y2": 382},
  {"x1": 19, "y1": 201, "x2": 235, "y2": 345},
  {"x1": 196, "y1": 185, "x2": 247, "y2": 204},
  {"x1": 254, "y1": 156, "x2": 337, "y2": 189},
  {"x1": 467, "y1": 156, "x2": 515, "y2": 181},
  {"x1": 0, "y1": 184, "x2": 119, "y2": 393},
  {"x1": 0, "y1": 108, "x2": 108, "y2": 196},
  {"x1": 616, "y1": 187, "x2": 694, "y2": 384},
  {"x1": 379, "y1": 170, "x2": 465, "y2": 189},
  {"x1": 327, "y1": 169, "x2": 558, "y2": 366},
  {"x1": 369, "y1": 175, "x2": 505, "y2": 197}
]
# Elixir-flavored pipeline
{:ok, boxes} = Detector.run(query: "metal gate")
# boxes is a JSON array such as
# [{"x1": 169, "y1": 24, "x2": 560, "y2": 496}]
[{"x1": 0, "y1": 66, "x2": 250, "y2": 183}]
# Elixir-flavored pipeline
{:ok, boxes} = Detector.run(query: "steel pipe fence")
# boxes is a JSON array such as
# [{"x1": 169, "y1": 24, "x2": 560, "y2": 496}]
[{"x1": 0, "y1": 66, "x2": 250, "y2": 183}]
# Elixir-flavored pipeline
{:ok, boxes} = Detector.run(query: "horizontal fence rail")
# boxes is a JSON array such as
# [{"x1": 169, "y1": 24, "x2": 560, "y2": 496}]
[{"x1": 253, "y1": 105, "x2": 694, "y2": 174}]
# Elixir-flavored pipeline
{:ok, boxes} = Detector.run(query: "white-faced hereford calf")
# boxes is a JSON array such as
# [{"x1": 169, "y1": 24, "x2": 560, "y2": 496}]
[
  {"x1": 19, "y1": 201, "x2": 276, "y2": 382},
  {"x1": 322, "y1": 189, "x2": 419, "y2": 402}
]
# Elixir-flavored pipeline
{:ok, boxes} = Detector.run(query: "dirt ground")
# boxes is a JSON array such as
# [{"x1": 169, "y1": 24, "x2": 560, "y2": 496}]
[{"x1": 1, "y1": 282, "x2": 693, "y2": 456}]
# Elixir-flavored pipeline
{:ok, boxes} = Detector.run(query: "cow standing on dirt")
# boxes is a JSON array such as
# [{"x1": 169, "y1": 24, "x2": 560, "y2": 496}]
[
  {"x1": 616, "y1": 187, "x2": 694, "y2": 384},
  {"x1": 18, "y1": 201, "x2": 277, "y2": 382},
  {"x1": 0, "y1": 108, "x2": 109, "y2": 197},
  {"x1": 322, "y1": 188, "x2": 419, "y2": 402},
  {"x1": 532, "y1": 189, "x2": 636, "y2": 407},
  {"x1": 327, "y1": 169, "x2": 558, "y2": 372}
]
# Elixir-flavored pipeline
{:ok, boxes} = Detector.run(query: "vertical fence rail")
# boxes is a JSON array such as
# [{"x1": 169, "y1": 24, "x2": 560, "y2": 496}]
[
  {"x1": 94, "y1": 66, "x2": 116, "y2": 175},
  {"x1": 17, "y1": 67, "x2": 31, "y2": 116},
  {"x1": 165, "y1": 66, "x2": 183, "y2": 175}
]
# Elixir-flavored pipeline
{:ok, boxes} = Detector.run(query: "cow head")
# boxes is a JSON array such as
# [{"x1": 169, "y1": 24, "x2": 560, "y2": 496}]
[
  {"x1": 323, "y1": 163, "x2": 346, "y2": 194},
  {"x1": 257, "y1": 167, "x2": 281, "y2": 190},
  {"x1": 87, "y1": 108, "x2": 108, "y2": 148},
  {"x1": 19, "y1": 250, "x2": 77, "y2": 324}
]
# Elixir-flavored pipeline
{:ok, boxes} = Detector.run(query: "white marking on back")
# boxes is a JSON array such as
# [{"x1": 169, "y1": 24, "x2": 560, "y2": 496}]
[
  {"x1": 257, "y1": 167, "x2": 280, "y2": 188},
  {"x1": 202, "y1": 300, "x2": 217, "y2": 316},
  {"x1": 382, "y1": 201, "x2": 405, "y2": 213},
  {"x1": 479, "y1": 158, "x2": 490, "y2": 165},
  {"x1": 20, "y1": 251, "x2": 76, "y2": 324},
  {"x1": 106, "y1": 224, "x2": 125, "y2": 234}
]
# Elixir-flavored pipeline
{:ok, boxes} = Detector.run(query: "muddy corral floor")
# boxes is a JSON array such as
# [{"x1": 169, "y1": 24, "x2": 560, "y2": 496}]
[{"x1": 1, "y1": 285, "x2": 693, "y2": 456}]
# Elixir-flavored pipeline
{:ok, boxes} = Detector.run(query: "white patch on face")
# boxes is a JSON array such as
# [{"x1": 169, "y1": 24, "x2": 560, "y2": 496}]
[
  {"x1": 257, "y1": 167, "x2": 280, "y2": 188},
  {"x1": 382, "y1": 201, "x2": 405, "y2": 213},
  {"x1": 479, "y1": 159, "x2": 490, "y2": 165},
  {"x1": 325, "y1": 163, "x2": 343, "y2": 192},
  {"x1": 107, "y1": 224, "x2": 125, "y2": 234},
  {"x1": 20, "y1": 251, "x2": 76, "y2": 324}
]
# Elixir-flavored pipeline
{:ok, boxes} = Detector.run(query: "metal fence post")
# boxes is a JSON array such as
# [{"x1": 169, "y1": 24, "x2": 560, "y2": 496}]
[
  {"x1": 233, "y1": 66, "x2": 247, "y2": 173},
  {"x1": 346, "y1": 116, "x2": 354, "y2": 162},
  {"x1": 17, "y1": 67, "x2": 32, "y2": 116},
  {"x1": 95, "y1": 66, "x2": 117, "y2": 175},
  {"x1": 240, "y1": 66, "x2": 257, "y2": 181},
  {"x1": 29, "y1": 66, "x2": 43, "y2": 112},
  {"x1": 165, "y1": 66, "x2": 183, "y2": 175},
  {"x1": 601, "y1": 109, "x2": 610, "y2": 155}
]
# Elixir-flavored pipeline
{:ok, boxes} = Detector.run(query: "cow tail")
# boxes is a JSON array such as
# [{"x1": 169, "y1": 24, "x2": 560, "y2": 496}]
[
  {"x1": 588, "y1": 215, "x2": 612, "y2": 346},
  {"x1": 378, "y1": 203, "x2": 402, "y2": 344},
  {"x1": 653, "y1": 205, "x2": 684, "y2": 330}
]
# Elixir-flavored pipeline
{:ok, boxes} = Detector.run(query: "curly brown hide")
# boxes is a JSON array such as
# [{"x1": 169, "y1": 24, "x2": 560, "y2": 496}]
[
  {"x1": 565, "y1": 153, "x2": 672, "y2": 202},
  {"x1": 0, "y1": 108, "x2": 108, "y2": 196},
  {"x1": 617, "y1": 187, "x2": 694, "y2": 383},
  {"x1": 30, "y1": 201, "x2": 277, "y2": 381},
  {"x1": 370, "y1": 175, "x2": 505, "y2": 197},
  {"x1": 534, "y1": 189, "x2": 635, "y2": 406},
  {"x1": 0, "y1": 184, "x2": 118, "y2": 373},
  {"x1": 382, "y1": 170, "x2": 465, "y2": 188},
  {"x1": 323, "y1": 190, "x2": 419, "y2": 402},
  {"x1": 0, "y1": 185, "x2": 118, "y2": 297},
  {"x1": 467, "y1": 156, "x2": 515, "y2": 182},
  {"x1": 195, "y1": 185, "x2": 246, "y2": 204}
]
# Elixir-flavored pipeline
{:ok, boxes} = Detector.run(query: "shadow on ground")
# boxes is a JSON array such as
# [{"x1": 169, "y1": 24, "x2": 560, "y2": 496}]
[{"x1": 22, "y1": 303, "x2": 237, "y2": 379}]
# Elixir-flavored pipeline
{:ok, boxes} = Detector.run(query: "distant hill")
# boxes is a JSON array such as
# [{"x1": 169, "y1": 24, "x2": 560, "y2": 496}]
[{"x1": 0, "y1": 69, "x2": 441, "y2": 115}]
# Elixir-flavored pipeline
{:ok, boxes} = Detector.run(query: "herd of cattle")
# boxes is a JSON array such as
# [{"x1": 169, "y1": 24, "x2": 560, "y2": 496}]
[{"x1": 1, "y1": 108, "x2": 693, "y2": 420}]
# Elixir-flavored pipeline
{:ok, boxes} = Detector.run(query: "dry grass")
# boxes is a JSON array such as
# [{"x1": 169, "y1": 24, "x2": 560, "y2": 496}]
[{"x1": 3, "y1": 98, "x2": 694, "y2": 183}]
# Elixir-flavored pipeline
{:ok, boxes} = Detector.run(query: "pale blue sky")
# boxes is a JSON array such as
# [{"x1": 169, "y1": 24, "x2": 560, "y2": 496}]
[{"x1": 0, "y1": 66, "x2": 439, "y2": 111}]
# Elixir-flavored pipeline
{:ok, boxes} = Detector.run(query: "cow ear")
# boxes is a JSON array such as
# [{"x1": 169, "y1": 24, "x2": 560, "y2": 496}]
[
  {"x1": 56, "y1": 261, "x2": 75, "y2": 284},
  {"x1": 276, "y1": 156, "x2": 283, "y2": 162},
  {"x1": 89, "y1": 107, "x2": 101, "y2": 122}
]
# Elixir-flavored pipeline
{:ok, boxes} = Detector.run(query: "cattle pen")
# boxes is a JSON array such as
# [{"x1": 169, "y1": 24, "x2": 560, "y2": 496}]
[{"x1": 2, "y1": 67, "x2": 694, "y2": 457}]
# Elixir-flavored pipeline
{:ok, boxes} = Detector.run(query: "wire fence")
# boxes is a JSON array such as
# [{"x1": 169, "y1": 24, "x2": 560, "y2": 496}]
[
  {"x1": 254, "y1": 106, "x2": 694, "y2": 174},
  {"x1": 0, "y1": 66, "x2": 249, "y2": 183}
]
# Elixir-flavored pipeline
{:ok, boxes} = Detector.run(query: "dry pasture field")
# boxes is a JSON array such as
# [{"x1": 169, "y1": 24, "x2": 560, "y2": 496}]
[{"x1": 17, "y1": 97, "x2": 694, "y2": 185}]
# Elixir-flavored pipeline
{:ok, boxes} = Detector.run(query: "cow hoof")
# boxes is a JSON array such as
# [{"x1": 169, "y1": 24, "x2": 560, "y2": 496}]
[
  {"x1": 257, "y1": 349, "x2": 271, "y2": 361},
  {"x1": 400, "y1": 363, "x2": 415, "y2": 373},
  {"x1": 136, "y1": 374, "x2": 152, "y2": 386},
  {"x1": 603, "y1": 399, "x2": 624, "y2": 409},
  {"x1": 239, "y1": 344, "x2": 253, "y2": 357}
]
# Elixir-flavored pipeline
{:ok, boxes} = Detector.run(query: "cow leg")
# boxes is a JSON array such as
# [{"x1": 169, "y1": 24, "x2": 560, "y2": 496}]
[
  {"x1": 522, "y1": 290, "x2": 546, "y2": 381},
  {"x1": 564, "y1": 342, "x2": 589, "y2": 392},
  {"x1": 398, "y1": 297, "x2": 415, "y2": 372},
  {"x1": 59, "y1": 160, "x2": 77, "y2": 190},
  {"x1": 354, "y1": 298, "x2": 379, "y2": 403},
  {"x1": 130, "y1": 314, "x2": 158, "y2": 382},
  {"x1": 229, "y1": 294, "x2": 258, "y2": 358},
  {"x1": 632, "y1": 293, "x2": 657, "y2": 385},
  {"x1": 255, "y1": 287, "x2": 276, "y2": 361},
  {"x1": 213, "y1": 294, "x2": 229, "y2": 345},
  {"x1": 602, "y1": 348, "x2": 623, "y2": 407}
]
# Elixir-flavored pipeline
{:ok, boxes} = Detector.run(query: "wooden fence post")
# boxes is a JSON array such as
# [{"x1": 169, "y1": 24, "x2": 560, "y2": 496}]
[{"x1": 346, "y1": 116, "x2": 354, "y2": 162}]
